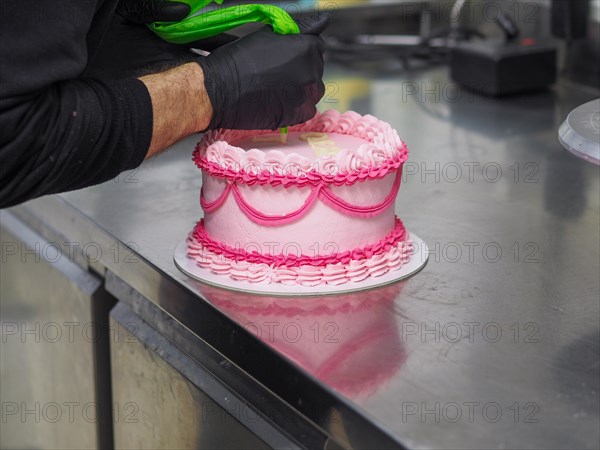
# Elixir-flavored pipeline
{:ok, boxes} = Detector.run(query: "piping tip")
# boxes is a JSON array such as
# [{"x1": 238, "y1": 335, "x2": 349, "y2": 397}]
[{"x1": 279, "y1": 127, "x2": 288, "y2": 143}]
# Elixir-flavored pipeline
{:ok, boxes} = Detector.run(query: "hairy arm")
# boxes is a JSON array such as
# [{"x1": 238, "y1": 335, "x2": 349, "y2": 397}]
[{"x1": 140, "y1": 62, "x2": 213, "y2": 159}]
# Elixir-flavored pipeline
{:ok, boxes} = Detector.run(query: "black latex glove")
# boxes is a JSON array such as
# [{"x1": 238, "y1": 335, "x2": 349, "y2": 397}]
[
  {"x1": 197, "y1": 14, "x2": 329, "y2": 130},
  {"x1": 87, "y1": 0, "x2": 192, "y2": 79},
  {"x1": 117, "y1": 0, "x2": 190, "y2": 23}
]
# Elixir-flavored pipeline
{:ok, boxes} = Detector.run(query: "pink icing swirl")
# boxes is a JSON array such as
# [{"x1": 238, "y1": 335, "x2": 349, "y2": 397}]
[
  {"x1": 190, "y1": 217, "x2": 408, "y2": 268},
  {"x1": 187, "y1": 231, "x2": 414, "y2": 287},
  {"x1": 193, "y1": 110, "x2": 409, "y2": 187}
]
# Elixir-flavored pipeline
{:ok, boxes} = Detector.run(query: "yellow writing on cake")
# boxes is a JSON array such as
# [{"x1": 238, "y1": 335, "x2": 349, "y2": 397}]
[
  {"x1": 251, "y1": 132, "x2": 341, "y2": 157},
  {"x1": 299, "y1": 132, "x2": 340, "y2": 157}
]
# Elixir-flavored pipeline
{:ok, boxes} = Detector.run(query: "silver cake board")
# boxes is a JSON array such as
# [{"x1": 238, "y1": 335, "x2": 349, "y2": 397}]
[{"x1": 174, "y1": 233, "x2": 428, "y2": 296}]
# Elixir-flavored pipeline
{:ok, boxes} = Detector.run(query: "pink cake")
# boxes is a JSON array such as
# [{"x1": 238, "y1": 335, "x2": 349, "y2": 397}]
[{"x1": 187, "y1": 110, "x2": 413, "y2": 286}]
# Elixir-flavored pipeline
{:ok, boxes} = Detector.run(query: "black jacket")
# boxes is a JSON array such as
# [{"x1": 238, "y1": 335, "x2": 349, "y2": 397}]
[{"x1": 0, "y1": 0, "x2": 153, "y2": 208}]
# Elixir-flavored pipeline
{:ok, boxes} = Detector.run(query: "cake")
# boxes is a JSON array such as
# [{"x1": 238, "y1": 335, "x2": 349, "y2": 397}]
[{"x1": 187, "y1": 110, "x2": 413, "y2": 286}]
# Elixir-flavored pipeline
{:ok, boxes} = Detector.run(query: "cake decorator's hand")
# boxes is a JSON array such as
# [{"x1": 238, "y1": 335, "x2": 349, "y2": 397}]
[
  {"x1": 86, "y1": 0, "x2": 193, "y2": 79},
  {"x1": 197, "y1": 13, "x2": 330, "y2": 130}
]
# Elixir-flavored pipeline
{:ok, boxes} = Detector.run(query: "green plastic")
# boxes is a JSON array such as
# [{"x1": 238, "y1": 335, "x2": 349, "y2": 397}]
[{"x1": 150, "y1": 0, "x2": 300, "y2": 44}]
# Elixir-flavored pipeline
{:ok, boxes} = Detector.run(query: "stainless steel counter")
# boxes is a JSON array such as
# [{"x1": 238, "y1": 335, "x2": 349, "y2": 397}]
[{"x1": 9, "y1": 66, "x2": 600, "y2": 449}]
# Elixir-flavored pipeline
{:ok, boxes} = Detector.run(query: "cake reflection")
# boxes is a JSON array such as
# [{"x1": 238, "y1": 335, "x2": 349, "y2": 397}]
[{"x1": 197, "y1": 282, "x2": 406, "y2": 399}]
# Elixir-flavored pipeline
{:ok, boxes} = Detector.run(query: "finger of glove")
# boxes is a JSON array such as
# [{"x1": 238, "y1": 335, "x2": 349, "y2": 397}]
[
  {"x1": 302, "y1": 81, "x2": 325, "y2": 111},
  {"x1": 314, "y1": 79, "x2": 326, "y2": 104},
  {"x1": 290, "y1": 101, "x2": 318, "y2": 127},
  {"x1": 188, "y1": 33, "x2": 239, "y2": 52},
  {"x1": 296, "y1": 12, "x2": 331, "y2": 35},
  {"x1": 118, "y1": 0, "x2": 190, "y2": 24},
  {"x1": 281, "y1": 82, "x2": 323, "y2": 127},
  {"x1": 255, "y1": 27, "x2": 325, "y2": 59}
]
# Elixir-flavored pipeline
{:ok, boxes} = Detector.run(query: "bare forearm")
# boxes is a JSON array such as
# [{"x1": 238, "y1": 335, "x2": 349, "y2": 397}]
[{"x1": 139, "y1": 62, "x2": 212, "y2": 158}]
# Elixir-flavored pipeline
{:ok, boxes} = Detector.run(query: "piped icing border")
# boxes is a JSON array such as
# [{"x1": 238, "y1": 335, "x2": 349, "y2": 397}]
[
  {"x1": 187, "y1": 231, "x2": 414, "y2": 286},
  {"x1": 193, "y1": 110, "x2": 409, "y2": 187},
  {"x1": 201, "y1": 170, "x2": 402, "y2": 226},
  {"x1": 191, "y1": 217, "x2": 408, "y2": 268}
]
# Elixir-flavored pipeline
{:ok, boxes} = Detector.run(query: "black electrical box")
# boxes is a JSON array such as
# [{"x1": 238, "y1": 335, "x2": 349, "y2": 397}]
[{"x1": 450, "y1": 38, "x2": 557, "y2": 97}]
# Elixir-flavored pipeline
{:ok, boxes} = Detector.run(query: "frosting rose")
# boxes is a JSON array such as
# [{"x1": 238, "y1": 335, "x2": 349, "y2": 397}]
[{"x1": 187, "y1": 234, "x2": 414, "y2": 287}]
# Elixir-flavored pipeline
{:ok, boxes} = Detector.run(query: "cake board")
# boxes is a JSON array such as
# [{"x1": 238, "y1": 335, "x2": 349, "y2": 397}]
[{"x1": 174, "y1": 233, "x2": 428, "y2": 296}]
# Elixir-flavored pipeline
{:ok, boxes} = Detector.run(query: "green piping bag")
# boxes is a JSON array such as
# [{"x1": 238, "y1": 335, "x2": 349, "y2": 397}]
[{"x1": 149, "y1": 1, "x2": 299, "y2": 44}]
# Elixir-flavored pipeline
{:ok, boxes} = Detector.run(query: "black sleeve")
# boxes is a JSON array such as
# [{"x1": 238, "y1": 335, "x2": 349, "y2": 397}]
[{"x1": 0, "y1": 0, "x2": 153, "y2": 208}]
